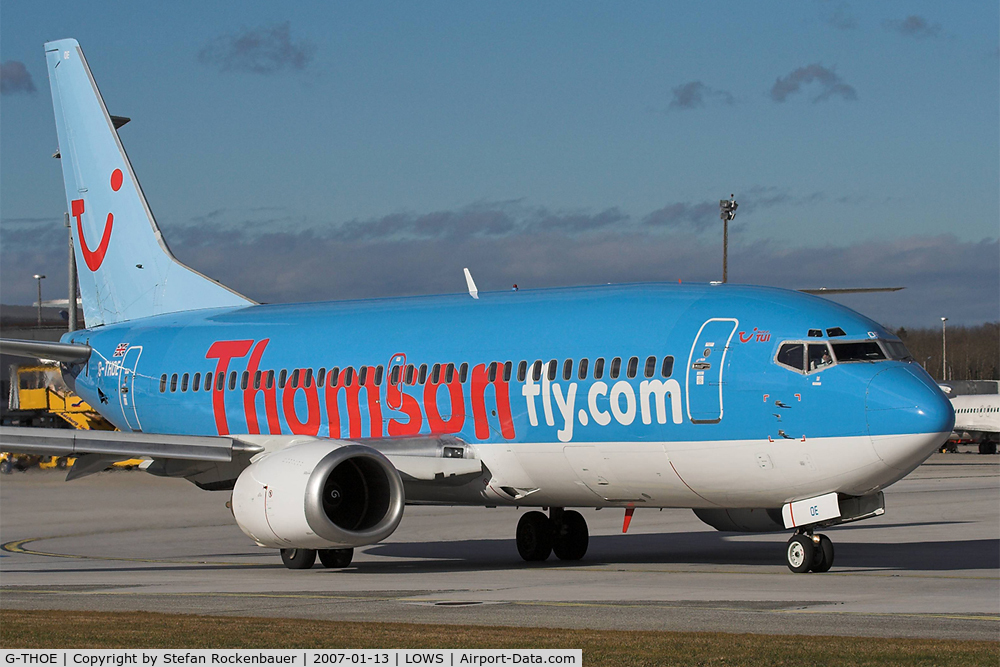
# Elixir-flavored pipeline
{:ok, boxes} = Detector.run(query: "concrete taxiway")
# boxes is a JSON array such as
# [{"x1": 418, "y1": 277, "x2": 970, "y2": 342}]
[{"x1": 1, "y1": 453, "x2": 997, "y2": 641}]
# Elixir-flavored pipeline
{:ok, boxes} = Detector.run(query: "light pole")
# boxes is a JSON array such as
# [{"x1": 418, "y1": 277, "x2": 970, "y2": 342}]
[
  {"x1": 719, "y1": 195, "x2": 738, "y2": 283},
  {"x1": 33, "y1": 274, "x2": 46, "y2": 327},
  {"x1": 940, "y1": 317, "x2": 948, "y2": 381}
]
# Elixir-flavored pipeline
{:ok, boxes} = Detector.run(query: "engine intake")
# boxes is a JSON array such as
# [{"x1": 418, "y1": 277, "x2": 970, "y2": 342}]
[{"x1": 233, "y1": 441, "x2": 404, "y2": 549}]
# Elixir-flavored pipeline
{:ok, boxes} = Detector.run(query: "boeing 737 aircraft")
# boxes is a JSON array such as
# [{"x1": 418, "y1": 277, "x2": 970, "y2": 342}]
[
  {"x1": 0, "y1": 39, "x2": 954, "y2": 574},
  {"x1": 949, "y1": 394, "x2": 1000, "y2": 455}
]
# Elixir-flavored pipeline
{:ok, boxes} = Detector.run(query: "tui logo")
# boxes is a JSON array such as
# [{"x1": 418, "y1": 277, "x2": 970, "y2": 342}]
[{"x1": 72, "y1": 168, "x2": 123, "y2": 271}]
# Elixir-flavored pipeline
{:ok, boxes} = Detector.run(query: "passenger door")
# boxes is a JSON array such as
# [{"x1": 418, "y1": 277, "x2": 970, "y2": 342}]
[
  {"x1": 686, "y1": 318, "x2": 738, "y2": 424},
  {"x1": 118, "y1": 345, "x2": 143, "y2": 432}
]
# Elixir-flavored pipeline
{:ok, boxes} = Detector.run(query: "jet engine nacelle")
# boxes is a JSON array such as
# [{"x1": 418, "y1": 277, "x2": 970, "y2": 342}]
[
  {"x1": 232, "y1": 441, "x2": 405, "y2": 549},
  {"x1": 693, "y1": 508, "x2": 785, "y2": 532}
]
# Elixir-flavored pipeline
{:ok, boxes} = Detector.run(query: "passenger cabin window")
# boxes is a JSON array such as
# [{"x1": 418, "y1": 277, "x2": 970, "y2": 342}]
[
  {"x1": 432, "y1": 364, "x2": 441, "y2": 384},
  {"x1": 254, "y1": 371, "x2": 261, "y2": 389},
  {"x1": 241, "y1": 371, "x2": 249, "y2": 390},
  {"x1": 304, "y1": 368, "x2": 313, "y2": 388},
  {"x1": 291, "y1": 369, "x2": 300, "y2": 388},
  {"x1": 328, "y1": 367, "x2": 339, "y2": 386},
  {"x1": 594, "y1": 358, "x2": 605, "y2": 380},
  {"x1": 532, "y1": 360, "x2": 542, "y2": 382},
  {"x1": 644, "y1": 356, "x2": 656, "y2": 378},
  {"x1": 159, "y1": 374, "x2": 167, "y2": 392},
  {"x1": 205, "y1": 372, "x2": 213, "y2": 391},
  {"x1": 278, "y1": 369, "x2": 287, "y2": 389},
  {"x1": 317, "y1": 368, "x2": 326, "y2": 387},
  {"x1": 170, "y1": 374, "x2": 178, "y2": 392},
  {"x1": 808, "y1": 344, "x2": 834, "y2": 371},
  {"x1": 547, "y1": 359, "x2": 558, "y2": 381},
  {"x1": 776, "y1": 343, "x2": 805, "y2": 372},
  {"x1": 374, "y1": 366, "x2": 384, "y2": 386},
  {"x1": 504, "y1": 361, "x2": 512, "y2": 382},
  {"x1": 517, "y1": 361, "x2": 527, "y2": 382},
  {"x1": 266, "y1": 370, "x2": 274, "y2": 389},
  {"x1": 229, "y1": 371, "x2": 237, "y2": 391},
  {"x1": 405, "y1": 364, "x2": 415, "y2": 385},
  {"x1": 832, "y1": 341, "x2": 886, "y2": 362},
  {"x1": 417, "y1": 364, "x2": 427, "y2": 385},
  {"x1": 661, "y1": 356, "x2": 674, "y2": 378},
  {"x1": 578, "y1": 358, "x2": 589, "y2": 380},
  {"x1": 181, "y1": 374, "x2": 190, "y2": 392},
  {"x1": 626, "y1": 356, "x2": 638, "y2": 379},
  {"x1": 563, "y1": 359, "x2": 573, "y2": 381},
  {"x1": 460, "y1": 362, "x2": 469, "y2": 383},
  {"x1": 216, "y1": 373, "x2": 225, "y2": 391},
  {"x1": 390, "y1": 365, "x2": 401, "y2": 385},
  {"x1": 358, "y1": 367, "x2": 368, "y2": 386},
  {"x1": 193, "y1": 373, "x2": 201, "y2": 392},
  {"x1": 344, "y1": 367, "x2": 355, "y2": 386},
  {"x1": 488, "y1": 362, "x2": 498, "y2": 382},
  {"x1": 610, "y1": 357, "x2": 621, "y2": 379},
  {"x1": 446, "y1": 363, "x2": 455, "y2": 383}
]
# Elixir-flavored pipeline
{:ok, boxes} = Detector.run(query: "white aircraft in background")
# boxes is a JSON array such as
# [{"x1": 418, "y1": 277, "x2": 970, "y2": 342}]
[{"x1": 948, "y1": 395, "x2": 1000, "y2": 455}]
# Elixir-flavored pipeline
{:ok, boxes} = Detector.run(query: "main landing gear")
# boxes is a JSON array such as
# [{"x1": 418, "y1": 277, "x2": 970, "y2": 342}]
[
  {"x1": 279, "y1": 547, "x2": 354, "y2": 570},
  {"x1": 785, "y1": 531, "x2": 834, "y2": 573},
  {"x1": 516, "y1": 508, "x2": 589, "y2": 562}
]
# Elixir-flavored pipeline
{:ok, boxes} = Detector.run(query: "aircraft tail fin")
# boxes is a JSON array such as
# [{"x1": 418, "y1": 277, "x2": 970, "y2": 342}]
[{"x1": 45, "y1": 38, "x2": 252, "y2": 327}]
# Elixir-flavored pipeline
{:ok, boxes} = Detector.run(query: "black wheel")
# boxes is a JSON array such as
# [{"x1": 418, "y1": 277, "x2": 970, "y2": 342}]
[
  {"x1": 318, "y1": 548, "x2": 354, "y2": 568},
  {"x1": 552, "y1": 510, "x2": 589, "y2": 561},
  {"x1": 810, "y1": 534, "x2": 835, "y2": 573},
  {"x1": 786, "y1": 535, "x2": 815, "y2": 573},
  {"x1": 979, "y1": 441, "x2": 997, "y2": 455},
  {"x1": 516, "y1": 511, "x2": 553, "y2": 561},
  {"x1": 56, "y1": 457, "x2": 68, "y2": 469},
  {"x1": 280, "y1": 548, "x2": 316, "y2": 569}
]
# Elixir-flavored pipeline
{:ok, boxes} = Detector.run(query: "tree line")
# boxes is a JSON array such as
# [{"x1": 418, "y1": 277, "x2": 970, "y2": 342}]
[{"x1": 891, "y1": 322, "x2": 999, "y2": 382}]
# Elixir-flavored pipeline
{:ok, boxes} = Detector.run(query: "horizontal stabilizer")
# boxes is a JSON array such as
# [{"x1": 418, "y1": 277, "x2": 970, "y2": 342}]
[
  {"x1": 0, "y1": 338, "x2": 91, "y2": 363},
  {"x1": 799, "y1": 287, "x2": 904, "y2": 295}
]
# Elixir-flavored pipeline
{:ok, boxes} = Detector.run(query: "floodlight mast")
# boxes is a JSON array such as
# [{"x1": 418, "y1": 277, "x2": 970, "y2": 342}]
[{"x1": 719, "y1": 195, "x2": 738, "y2": 283}]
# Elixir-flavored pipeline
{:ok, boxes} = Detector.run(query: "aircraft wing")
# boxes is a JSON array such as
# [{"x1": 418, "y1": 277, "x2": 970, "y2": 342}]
[
  {"x1": 0, "y1": 426, "x2": 481, "y2": 484},
  {"x1": 0, "y1": 426, "x2": 260, "y2": 462}
]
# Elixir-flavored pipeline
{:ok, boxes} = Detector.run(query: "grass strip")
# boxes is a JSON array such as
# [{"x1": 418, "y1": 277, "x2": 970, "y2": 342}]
[{"x1": 1, "y1": 609, "x2": 997, "y2": 667}]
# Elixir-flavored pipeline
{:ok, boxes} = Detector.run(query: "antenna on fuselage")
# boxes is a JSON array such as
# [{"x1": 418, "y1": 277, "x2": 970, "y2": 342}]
[{"x1": 463, "y1": 268, "x2": 479, "y2": 300}]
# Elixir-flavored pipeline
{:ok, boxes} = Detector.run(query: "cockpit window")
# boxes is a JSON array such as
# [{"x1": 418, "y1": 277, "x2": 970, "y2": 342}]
[
  {"x1": 776, "y1": 343, "x2": 805, "y2": 371},
  {"x1": 882, "y1": 340, "x2": 914, "y2": 361},
  {"x1": 832, "y1": 341, "x2": 886, "y2": 362},
  {"x1": 808, "y1": 343, "x2": 834, "y2": 371}
]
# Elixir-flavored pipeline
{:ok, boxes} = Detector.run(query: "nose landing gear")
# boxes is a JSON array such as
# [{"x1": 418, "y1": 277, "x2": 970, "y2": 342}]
[
  {"x1": 516, "y1": 508, "x2": 590, "y2": 562},
  {"x1": 786, "y1": 530, "x2": 835, "y2": 573}
]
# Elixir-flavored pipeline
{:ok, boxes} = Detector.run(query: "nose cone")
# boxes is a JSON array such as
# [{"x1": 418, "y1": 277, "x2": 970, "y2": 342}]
[{"x1": 866, "y1": 366, "x2": 955, "y2": 472}]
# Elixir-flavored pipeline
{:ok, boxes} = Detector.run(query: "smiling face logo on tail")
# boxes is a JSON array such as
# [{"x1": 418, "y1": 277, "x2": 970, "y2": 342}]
[{"x1": 72, "y1": 168, "x2": 122, "y2": 271}]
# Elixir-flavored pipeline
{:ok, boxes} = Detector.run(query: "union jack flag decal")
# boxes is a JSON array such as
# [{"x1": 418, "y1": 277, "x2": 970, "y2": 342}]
[{"x1": 113, "y1": 343, "x2": 129, "y2": 357}]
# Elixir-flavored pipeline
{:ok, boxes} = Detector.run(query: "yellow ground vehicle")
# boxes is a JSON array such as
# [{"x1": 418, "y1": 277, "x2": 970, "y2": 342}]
[{"x1": 3, "y1": 364, "x2": 141, "y2": 471}]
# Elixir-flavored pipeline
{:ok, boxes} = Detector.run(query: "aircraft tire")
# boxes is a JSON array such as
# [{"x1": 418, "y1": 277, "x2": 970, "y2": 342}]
[
  {"x1": 280, "y1": 548, "x2": 317, "y2": 569},
  {"x1": 810, "y1": 534, "x2": 834, "y2": 573},
  {"x1": 552, "y1": 510, "x2": 589, "y2": 561},
  {"x1": 786, "y1": 535, "x2": 815, "y2": 573},
  {"x1": 979, "y1": 441, "x2": 997, "y2": 455},
  {"x1": 318, "y1": 548, "x2": 354, "y2": 568},
  {"x1": 516, "y1": 511, "x2": 553, "y2": 562}
]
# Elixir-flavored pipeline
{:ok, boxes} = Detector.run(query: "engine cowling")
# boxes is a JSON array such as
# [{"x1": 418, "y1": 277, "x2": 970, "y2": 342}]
[{"x1": 232, "y1": 441, "x2": 405, "y2": 549}]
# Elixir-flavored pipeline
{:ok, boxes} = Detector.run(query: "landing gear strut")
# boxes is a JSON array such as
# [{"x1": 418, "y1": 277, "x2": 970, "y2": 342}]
[
  {"x1": 785, "y1": 531, "x2": 835, "y2": 573},
  {"x1": 516, "y1": 508, "x2": 589, "y2": 562}
]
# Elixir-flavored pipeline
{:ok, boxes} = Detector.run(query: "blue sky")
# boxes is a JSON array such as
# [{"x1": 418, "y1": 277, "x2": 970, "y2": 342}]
[{"x1": 2, "y1": 1, "x2": 998, "y2": 326}]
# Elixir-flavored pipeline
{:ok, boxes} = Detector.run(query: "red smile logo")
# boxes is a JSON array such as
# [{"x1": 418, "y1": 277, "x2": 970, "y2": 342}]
[{"x1": 72, "y1": 168, "x2": 122, "y2": 271}]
